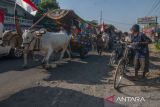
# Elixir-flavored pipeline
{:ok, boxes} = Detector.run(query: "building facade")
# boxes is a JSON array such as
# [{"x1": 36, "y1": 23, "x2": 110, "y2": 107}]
[{"x1": 0, "y1": 0, "x2": 34, "y2": 30}]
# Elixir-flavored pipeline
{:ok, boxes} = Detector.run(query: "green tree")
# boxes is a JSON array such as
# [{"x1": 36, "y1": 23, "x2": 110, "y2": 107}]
[
  {"x1": 38, "y1": 0, "x2": 60, "y2": 13},
  {"x1": 34, "y1": 0, "x2": 60, "y2": 31}
]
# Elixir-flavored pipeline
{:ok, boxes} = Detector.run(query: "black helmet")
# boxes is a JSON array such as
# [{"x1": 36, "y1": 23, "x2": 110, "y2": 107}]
[{"x1": 131, "y1": 24, "x2": 140, "y2": 32}]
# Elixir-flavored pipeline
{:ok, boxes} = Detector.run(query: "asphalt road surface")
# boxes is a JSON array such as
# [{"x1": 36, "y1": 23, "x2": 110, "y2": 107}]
[{"x1": 0, "y1": 52, "x2": 159, "y2": 107}]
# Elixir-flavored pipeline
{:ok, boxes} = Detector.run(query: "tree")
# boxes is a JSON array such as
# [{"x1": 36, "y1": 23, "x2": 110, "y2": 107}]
[
  {"x1": 38, "y1": 0, "x2": 60, "y2": 13},
  {"x1": 34, "y1": 0, "x2": 60, "y2": 31}
]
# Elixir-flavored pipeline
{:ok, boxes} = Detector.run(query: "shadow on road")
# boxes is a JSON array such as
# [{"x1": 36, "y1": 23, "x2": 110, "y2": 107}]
[
  {"x1": 150, "y1": 55, "x2": 160, "y2": 62},
  {"x1": 0, "y1": 57, "x2": 42, "y2": 73},
  {"x1": 44, "y1": 54, "x2": 113, "y2": 85},
  {"x1": 0, "y1": 86, "x2": 104, "y2": 107},
  {"x1": 149, "y1": 55, "x2": 160, "y2": 71},
  {"x1": 115, "y1": 75, "x2": 160, "y2": 101},
  {"x1": 149, "y1": 62, "x2": 160, "y2": 71}
]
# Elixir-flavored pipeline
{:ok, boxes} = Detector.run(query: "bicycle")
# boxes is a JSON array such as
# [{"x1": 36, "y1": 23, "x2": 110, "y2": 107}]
[
  {"x1": 109, "y1": 49, "x2": 117, "y2": 65},
  {"x1": 109, "y1": 41, "x2": 124, "y2": 66},
  {"x1": 113, "y1": 42, "x2": 133, "y2": 89}
]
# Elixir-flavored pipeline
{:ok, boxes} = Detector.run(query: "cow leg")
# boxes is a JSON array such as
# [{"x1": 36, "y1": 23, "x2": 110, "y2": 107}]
[
  {"x1": 66, "y1": 49, "x2": 71, "y2": 60},
  {"x1": 59, "y1": 47, "x2": 67, "y2": 63},
  {"x1": 105, "y1": 43, "x2": 108, "y2": 50},
  {"x1": 23, "y1": 46, "x2": 28, "y2": 68},
  {"x1": 44, "y1": 49, "x2": 53, "y2": 69},
  {"x1": 61, "y1": 47, "x2": 68, "y2": 59},
  {"x1": 56, "y1": 49, "x2": 66, "y2": 66},
  {"x1": 41, "y1": 50, "x2": 48, "y2": 67},
  {"x1": 92, "y1": 44, "x2": 94, "y2": 51}
]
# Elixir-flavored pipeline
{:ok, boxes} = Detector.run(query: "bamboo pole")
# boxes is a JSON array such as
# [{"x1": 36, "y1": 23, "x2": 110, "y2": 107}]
[
  {"x1": 14, "y1": 1, "x2": 23, "y2": 35},
  {"x1": 14, "y1": 1, "x2": 17, "y2": 21}
]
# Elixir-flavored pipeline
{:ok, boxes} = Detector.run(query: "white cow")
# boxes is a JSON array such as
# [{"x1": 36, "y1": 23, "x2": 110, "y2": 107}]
[
  {"x1": 91, "y1": 34, "x2": 97, "y2": 51},
  {"x1": 102, "y1": 32, "x2": 110, "y2": 50},
  {"x1": 22, "y1": 29, "x2": 71, "y2": 68}
]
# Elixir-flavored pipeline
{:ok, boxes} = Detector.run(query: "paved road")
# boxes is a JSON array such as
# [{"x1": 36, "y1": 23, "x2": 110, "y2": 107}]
[{"x1": 0, "y1": 52, "x2": 159, "y2": 107}]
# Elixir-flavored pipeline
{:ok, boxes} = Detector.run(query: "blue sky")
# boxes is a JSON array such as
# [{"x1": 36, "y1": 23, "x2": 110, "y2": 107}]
[{"x1": 58, "y1": 0, "x2": 159, "y2": 31}]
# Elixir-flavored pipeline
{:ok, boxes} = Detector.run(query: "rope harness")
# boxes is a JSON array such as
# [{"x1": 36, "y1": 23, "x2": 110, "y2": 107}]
[{"x1": 23, "y1": 32, "x2": 43, "y2": 54}]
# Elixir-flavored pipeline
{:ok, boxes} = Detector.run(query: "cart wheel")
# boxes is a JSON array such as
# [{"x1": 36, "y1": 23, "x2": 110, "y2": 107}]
[
  {"x1": 114, "y1": 59, "x2": 125, "y2": 89},
  {"x1": 10, "y1": 48, "x2": 23, "y2": 58}
]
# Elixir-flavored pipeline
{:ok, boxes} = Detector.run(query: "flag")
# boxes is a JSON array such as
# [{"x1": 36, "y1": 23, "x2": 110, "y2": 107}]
[
  {"x1": 16, "y1": 0, "x2": 38, "y2": 16},
  {"x1": 0, "y1": 9, "x2": 5, "y2": 23}
]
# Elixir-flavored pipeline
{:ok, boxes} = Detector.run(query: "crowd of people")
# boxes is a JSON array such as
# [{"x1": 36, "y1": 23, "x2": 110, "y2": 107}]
[
  {"x1": 59, "y1": 23, "x2": 153, "y2": 81},
  {"x1": 97, "y1": 24, "x2": 152, "y2": 80}
]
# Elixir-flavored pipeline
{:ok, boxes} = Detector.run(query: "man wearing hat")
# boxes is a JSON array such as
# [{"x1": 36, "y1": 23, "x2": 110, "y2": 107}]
[
  {"x1": 131, "y1": 24, "x2": 152, "y2": 80},
  {"x1": 0, "y1": 8, "x2": 5, "y2": 44}
]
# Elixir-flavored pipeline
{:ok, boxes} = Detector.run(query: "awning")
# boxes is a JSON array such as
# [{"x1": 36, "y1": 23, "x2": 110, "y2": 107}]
[{"x1": 46, "y1": 9, "x2": 84, "y2": 24}]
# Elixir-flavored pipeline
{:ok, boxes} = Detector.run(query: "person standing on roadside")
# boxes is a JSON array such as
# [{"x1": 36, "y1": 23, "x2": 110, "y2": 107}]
[
  {"x1": 0, "y1": 8, "x2": 5, "y2": 44},
  {"x1": 131, "y1": 24, "x2": 152, "y2": 80},
  {"x1": 96, "y1": 33, "x2": 103, "y2": 55}
]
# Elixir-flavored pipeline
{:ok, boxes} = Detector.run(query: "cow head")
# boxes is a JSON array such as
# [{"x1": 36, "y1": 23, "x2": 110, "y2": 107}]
[
  {"x1": 22, "y1": 29, "x2": 46, "y2": 48},
  {"x1": 22, "y1": 30, "x2": 35, "y2": 47}
]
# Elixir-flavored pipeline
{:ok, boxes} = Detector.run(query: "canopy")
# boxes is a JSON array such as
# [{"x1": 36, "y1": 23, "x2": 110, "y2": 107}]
[{"x1": 46, "y1": 9, "x2": 84, "y2": 27}]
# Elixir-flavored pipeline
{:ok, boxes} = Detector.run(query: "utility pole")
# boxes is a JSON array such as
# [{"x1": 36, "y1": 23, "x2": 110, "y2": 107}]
[
  {"x1": 155, "y1": 16, "x2": 158, "y2": 32},
  {"x1": 100, "y1": 10, "x2": 102, "y2": 24}
]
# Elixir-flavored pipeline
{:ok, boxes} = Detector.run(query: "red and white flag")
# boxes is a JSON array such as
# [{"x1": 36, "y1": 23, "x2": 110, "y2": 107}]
[{"x1": 16, "y1": 0, "x2": 38, "y2": 16}]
